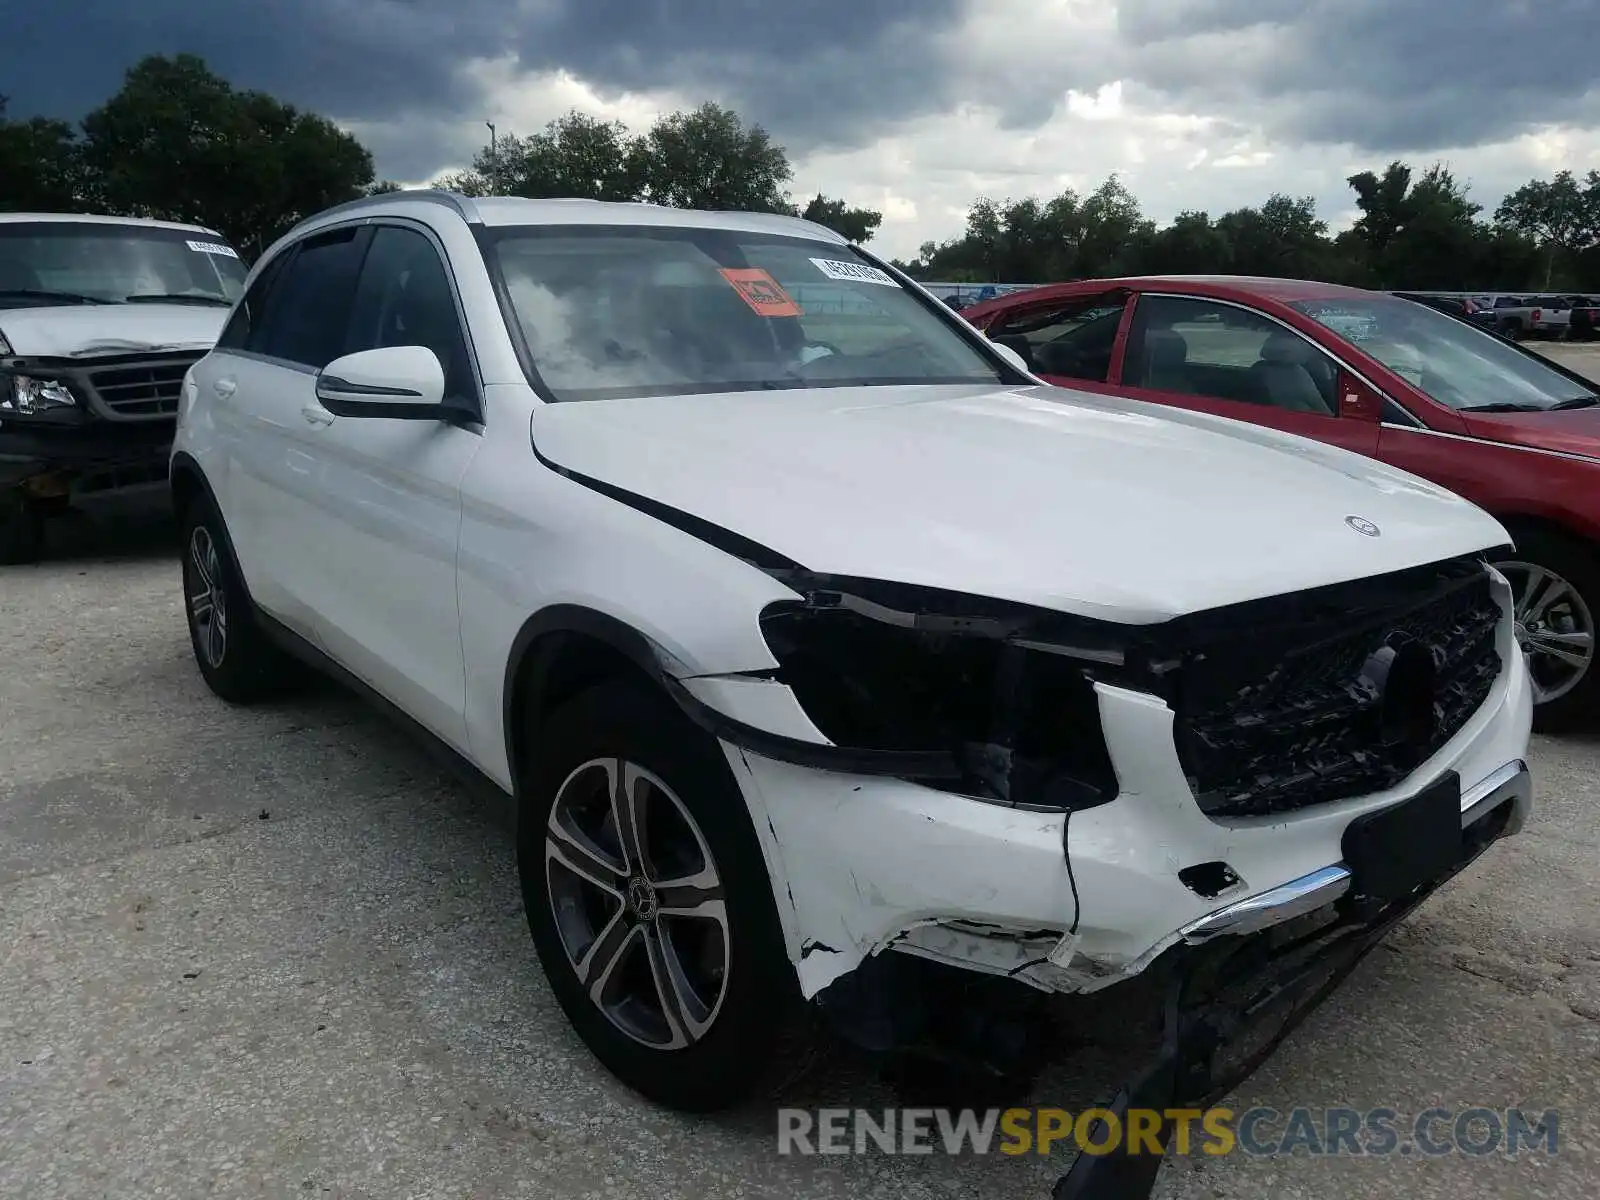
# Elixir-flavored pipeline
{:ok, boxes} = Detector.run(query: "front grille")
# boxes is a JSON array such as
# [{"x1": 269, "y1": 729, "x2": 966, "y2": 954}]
[
  {"x1": 1171, "y1": 558, "x2": 1504, "y2": 818},
  {"x1": 82, "y1": 355, "x2": 202, "y2": 419}
]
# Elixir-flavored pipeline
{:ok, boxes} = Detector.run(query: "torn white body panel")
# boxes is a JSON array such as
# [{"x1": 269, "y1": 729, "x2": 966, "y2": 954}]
[{"x1": 711, "y1": 593, "x2": 1534, "y2": 999}]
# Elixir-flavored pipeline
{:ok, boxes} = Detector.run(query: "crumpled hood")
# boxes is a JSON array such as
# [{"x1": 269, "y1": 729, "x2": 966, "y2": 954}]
[
  {"x1": 532, "y1": 383, "x2": 1511, "y2": 622},
  {"x1": 0, "y1": 303, "x2": 228, "y2": 359}
]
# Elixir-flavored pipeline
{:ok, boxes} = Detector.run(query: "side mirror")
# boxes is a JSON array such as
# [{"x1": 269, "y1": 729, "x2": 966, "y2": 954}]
[
  {"x1": 987, "y1": 337, "x2": 1031, "y2": 375},
  {"x1": 316, "y1": 346, "x2": 447, "y2": 418}
]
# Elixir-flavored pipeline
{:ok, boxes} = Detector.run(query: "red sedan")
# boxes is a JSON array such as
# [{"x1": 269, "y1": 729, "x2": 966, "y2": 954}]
[{"x1": 962, "y1": 276, "x2": 1600, "y2": 728}]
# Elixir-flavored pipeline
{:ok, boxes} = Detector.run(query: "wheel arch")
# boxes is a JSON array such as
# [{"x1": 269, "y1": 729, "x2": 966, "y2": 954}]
[
  {"x1": 1487, "y1": 510, "x2": 1600, "y2": 561},
  {"x1": 169, "y1": 453, "x2": 257, "y2": 607},
  {"x1": 502, "y1": 605, "x2": 683, "y2": 796}
]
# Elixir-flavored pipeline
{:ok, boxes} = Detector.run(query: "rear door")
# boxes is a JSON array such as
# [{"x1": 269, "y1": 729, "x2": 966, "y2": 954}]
[
  {"x1": 222, "y1": 225, "x2": 373, "y2": 635},
  {"x1": 1114, "y1": 293, "x2": 1380, "y2": 458},
  {"x1": 975, "y1": 290, "x2": 1132, "y2": 392}
]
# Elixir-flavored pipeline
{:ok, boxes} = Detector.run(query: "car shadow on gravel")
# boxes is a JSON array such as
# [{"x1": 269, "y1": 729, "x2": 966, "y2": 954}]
[{"x1": 24, "y1": 511, "x2": 180, "y2": 566}]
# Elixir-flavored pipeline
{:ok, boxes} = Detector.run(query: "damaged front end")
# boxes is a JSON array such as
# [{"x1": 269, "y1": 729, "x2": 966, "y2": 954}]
[
  {"x1": 749, "y1": 570, "x2": 1143, "y2": 811},
  {"x1": 1052, "y1": 780, "x2": 1522, "y2": 1200}
]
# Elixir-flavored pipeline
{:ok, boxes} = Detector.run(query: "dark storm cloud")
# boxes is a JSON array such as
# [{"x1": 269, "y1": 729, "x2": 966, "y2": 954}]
[
  {"x1": 1118, "y1": 0, "x2": 1600, "y2": 152},
  {"x1": 6, "y1": 0, "x2": 964, "y2": 178}
]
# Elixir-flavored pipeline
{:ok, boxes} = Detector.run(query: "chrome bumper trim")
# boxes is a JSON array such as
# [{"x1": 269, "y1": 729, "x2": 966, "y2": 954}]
[{"x1": 1181, "y1": 759, "x2": 1530, "y2": 945}]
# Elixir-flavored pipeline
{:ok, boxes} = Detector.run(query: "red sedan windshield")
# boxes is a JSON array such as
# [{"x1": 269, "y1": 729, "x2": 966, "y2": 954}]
[{"x1": 1290, "y1": 296, "x2": 1597, "y2": 412}]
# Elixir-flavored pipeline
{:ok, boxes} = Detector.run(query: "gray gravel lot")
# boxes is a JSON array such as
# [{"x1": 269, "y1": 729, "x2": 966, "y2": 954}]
[{"x1": 4, "y1": 350, "x2": 1600, "y2": 1200}]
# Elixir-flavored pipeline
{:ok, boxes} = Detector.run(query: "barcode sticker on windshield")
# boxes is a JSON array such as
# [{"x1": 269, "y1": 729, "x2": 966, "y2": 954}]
[
  {"x1": 810, "y1": 258, "x2": 898, "y2": 287},
  {"x1": 186, "y1": 240, "x2": 239, "y2": 258}
]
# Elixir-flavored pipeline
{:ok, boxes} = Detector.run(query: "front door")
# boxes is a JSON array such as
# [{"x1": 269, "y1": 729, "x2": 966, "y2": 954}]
[
  {"x1": 977, "y1": 290, "x2": 1132, "y2": 393},
  {"x1": 1114, "y1": 293, "x2": 1381, "y2": 458},
  {"x1": 294, "y1": 222, "x2": 482, "y2": 753}
]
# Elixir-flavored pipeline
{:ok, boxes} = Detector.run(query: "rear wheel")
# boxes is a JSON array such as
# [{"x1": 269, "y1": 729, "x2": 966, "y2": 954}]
[
  {"x1": 1494, "y1": 528, "x2": 1600, "y2": 731},
  {"x1": 0, "y1": 488, "x2": 44, "y2": 565},
  {"x1": 518, "y1": 679, "x2": 817, "y2": 1111}
]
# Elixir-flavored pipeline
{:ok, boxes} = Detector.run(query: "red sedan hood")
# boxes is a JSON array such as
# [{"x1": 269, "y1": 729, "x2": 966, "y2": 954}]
[{"x1": 1459, "y1": 406, "x2": 1600, "y2": 459}]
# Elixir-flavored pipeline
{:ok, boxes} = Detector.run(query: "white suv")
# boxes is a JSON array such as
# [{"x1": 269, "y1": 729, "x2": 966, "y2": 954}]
[{"x1": 171, "y1": 191, "x2": 1533, "y2": 1113}]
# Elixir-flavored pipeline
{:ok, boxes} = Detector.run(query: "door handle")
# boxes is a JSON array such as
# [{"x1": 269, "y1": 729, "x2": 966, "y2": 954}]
[
  {"x1": 212, "y1": 377, "x2": 237, "y2": 398},
  {"x1": 300, "y1": 405, "x2": 335, "y2": 427}
]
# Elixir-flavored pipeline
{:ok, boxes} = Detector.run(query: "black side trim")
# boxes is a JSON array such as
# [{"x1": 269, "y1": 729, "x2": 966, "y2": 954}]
[
  {"x1": 317, "y1": 394, "x2": 475, "y2": 424},
  {"x1": 659, "y1": 673, "x2": 963, "y2": 781},
  {"x1": 255, "y1": 608, "x2": 506, "y2": 799},
  {"x1": 529, "y1": 438, "x2": 801, "y2": 571},
  {"x1": 319, "y1": 375, "x2": 424, "y2": 398}
]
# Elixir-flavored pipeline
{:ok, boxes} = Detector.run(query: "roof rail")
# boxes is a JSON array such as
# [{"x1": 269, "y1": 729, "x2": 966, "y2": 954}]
[{"x1": 283, "y1": 188, "x2": 480, "y2": 237}]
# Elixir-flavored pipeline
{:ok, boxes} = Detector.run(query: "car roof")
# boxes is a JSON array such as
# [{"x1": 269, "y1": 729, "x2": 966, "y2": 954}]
[
  {"x1": 961, "y1": 274, "x2": 1382, "y2": 320},
  {"x1": 0, "y1": 211, "x2": 228, "y2": 237},
  {"x1": 283, "y1": 190, "x2": 848, "y2": 246}
]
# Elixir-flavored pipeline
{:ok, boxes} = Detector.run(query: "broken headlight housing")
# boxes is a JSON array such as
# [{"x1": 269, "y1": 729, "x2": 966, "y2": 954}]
[
  {"x1": 757, "y1": 574, "x2": 1145, "y2": 811},
  {"x1": 4, "y1": 374, "x2": 79, "y2": 415}
]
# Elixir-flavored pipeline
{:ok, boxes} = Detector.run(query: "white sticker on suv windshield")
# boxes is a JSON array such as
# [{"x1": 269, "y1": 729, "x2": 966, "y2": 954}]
[
  {"x1": 810, "y1": 257, "x2": 898, "y2": 287},
  {"x1": 186, "y1": 240, "x2": 239, "y2": 258}
]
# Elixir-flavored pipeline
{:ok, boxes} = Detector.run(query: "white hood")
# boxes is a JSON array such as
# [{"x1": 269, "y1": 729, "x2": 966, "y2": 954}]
[
  {"x1": 532, "y1": 383, "x2": 1510, "y2": 623},
  {"x1": 0, "y1": 303, "x2": 227, "y2": 359}
]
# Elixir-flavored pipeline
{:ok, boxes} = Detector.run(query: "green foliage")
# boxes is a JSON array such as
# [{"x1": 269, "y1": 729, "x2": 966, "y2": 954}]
[
  {"x1": 909, "y1": 162, "x2": 1584, "y2": 291},
  {"x1": 0, "y1": 96, "x2": 86, "y2": 211},
  {"x1": 77, "y1": 54, "x2": 373, "y2": 253},
  {"x1": 469, "y1": 111, "x2": 647, "y2": 201},
  {"x1": 799, "y1": 193, "x2": 883, "y2": 243}
]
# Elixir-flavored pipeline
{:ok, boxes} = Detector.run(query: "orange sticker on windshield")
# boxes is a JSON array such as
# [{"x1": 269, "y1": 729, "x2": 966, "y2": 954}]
[{"x1": 719, "y1": 268, "x2": 803, "y2": 317}]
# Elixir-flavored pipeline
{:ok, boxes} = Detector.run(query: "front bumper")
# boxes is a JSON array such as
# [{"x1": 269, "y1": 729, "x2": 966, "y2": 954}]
[
  {"x1": 720, "y1": 606, "x2": 1534, "y2": 999},
  {"x1": 0, "y1": 420, "x2": 174, "y2": 500}
]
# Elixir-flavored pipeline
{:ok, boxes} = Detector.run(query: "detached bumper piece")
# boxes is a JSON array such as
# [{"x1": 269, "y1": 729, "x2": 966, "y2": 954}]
[{"x1": 1052, "y1": 767, "x2": 1524, "y2": 1200}]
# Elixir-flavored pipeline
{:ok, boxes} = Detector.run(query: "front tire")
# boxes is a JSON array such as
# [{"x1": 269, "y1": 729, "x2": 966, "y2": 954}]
[
  {"x1": 1495, "y1": 527, "x2": 1600, "y2": 731},
  {"x1": 179, "y1": 495, "x2": 301, "y2": 703},
  {"x1": 518, "y1": 679, "x2": 816, "y2": 1111}
]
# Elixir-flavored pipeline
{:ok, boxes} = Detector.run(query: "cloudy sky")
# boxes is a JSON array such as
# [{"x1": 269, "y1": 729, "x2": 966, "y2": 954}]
[{"x1": 11, "y1": 0, "x2": 1600, "y2": 259}]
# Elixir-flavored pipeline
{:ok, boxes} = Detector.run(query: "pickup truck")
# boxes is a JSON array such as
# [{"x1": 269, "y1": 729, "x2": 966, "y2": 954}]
[
  {"x1": 1483, "y1": 294, "x2": 1578, "y2": 339},
  {"x1": 0, "y1": 212, "x2": 244, "y2": 562}
]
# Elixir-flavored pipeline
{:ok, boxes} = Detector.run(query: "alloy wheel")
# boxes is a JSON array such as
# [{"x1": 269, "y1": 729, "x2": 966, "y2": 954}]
[
  {"x1": 544, "y1": 757, "x2": 731, "y2": 1050},
  {"x1": 1498, "y1": 560, "x2": 1596, "y2": 704},
  {"x1": 187, "y1": 525, "x2": 228, "y2": 669}
]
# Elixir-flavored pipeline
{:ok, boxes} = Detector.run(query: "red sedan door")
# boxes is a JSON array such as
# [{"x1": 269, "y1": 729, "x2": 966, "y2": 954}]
[{"x1": 1112, "y1": 292, "x2": 1381, "y2": 458}]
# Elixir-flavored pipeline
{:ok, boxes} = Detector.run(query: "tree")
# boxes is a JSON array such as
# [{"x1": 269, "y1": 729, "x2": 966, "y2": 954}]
[
  {"x1": 1133, "y1": 210, "x2": 1232, "y2": 275},
  {"x1": 1496, "y1": 170, "x2": 1599, "y2": 286},
  {"x1": 80, "y1": 54, "x2": 374, "y2": 254},
  {"x1": 0, "y1": 96, "x2": 86, "y2": 212},
  {"x1": 798, "y1": 193, "x2": 882, "y2": 243},
  {"x1": 1344, "y1": 161, "x2": 1493, "y2": 288},
  {"x1": 636, "y1": 102, "x2": 793, "y2": 212},
  {"x1": 366, "y1": 180, "x2": 404, "y2": 195},
  {"x1": 450, "y1": 112, "x2": 648, "y2": 201}
]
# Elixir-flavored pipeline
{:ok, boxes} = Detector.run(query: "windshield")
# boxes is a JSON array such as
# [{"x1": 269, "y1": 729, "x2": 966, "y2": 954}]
[
  {"x1": 1290, "y1": 295, "x2": 1596, "y2": 411},
  {"x1": 0, "y1": 222, "x2": 248, "y2": 310},
  {"x1": 487, "y1": 226, "x2": 1004, "y2": 400}
]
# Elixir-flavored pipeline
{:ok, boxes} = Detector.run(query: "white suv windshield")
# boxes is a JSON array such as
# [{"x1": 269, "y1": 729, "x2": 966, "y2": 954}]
[
  {"x1": 0, "y1": 222, "x2": 248, "y2": 310},
  {"x1": 487, "y1": 226, "x2": 1005, "y2": 400},
  {"x1": 1291, "y1": 295, "x2": 1597, "y2": 412}
]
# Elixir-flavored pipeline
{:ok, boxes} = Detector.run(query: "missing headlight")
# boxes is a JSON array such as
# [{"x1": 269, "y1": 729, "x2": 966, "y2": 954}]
[{"x1": 757, "y1": 575, "x2": 1133, "y2": 811}]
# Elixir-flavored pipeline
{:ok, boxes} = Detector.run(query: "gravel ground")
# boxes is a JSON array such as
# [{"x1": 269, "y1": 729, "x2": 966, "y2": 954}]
[{"x1": 4, "y1": 349, "x2": 1600, "y2": 1199}]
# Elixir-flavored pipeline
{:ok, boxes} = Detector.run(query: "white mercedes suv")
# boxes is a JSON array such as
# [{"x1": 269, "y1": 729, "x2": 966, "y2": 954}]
[{"x1": 171, "y1": 191, "x2": 1534, "y2": 1113}]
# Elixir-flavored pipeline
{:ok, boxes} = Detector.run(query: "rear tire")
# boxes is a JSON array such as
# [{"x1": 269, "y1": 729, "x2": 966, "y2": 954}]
[
  {"x1": 179, "y1": 493, "x2": 302, "y2": 703},
  {"x1": 518, "y1": 679, "x2": 817, "y2": 1111},
  {"x1": 0, "y1": 488, "x2": 44, "y2": 565},
  {"x1": 1494, "y1": 527, "x2": 1600, "y2": 732}
]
